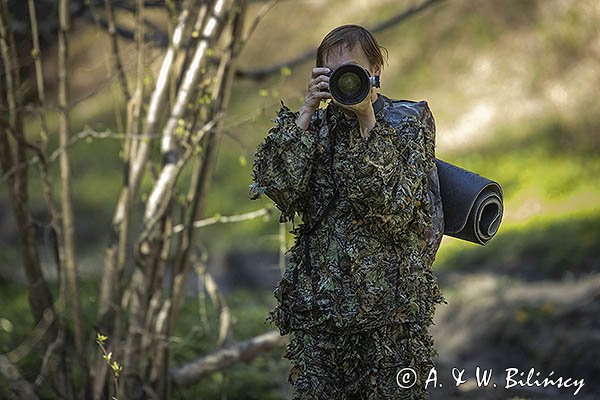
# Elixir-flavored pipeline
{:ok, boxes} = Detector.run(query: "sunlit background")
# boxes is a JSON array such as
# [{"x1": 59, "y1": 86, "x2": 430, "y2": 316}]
[{"x1": 1, "y1": 0, "x2": 598, "y2": 398}]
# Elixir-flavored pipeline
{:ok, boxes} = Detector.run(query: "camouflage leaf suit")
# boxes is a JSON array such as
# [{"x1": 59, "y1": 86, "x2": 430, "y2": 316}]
[{"x1": 249, "y1": 94, "x2": 446, "y2": 399}]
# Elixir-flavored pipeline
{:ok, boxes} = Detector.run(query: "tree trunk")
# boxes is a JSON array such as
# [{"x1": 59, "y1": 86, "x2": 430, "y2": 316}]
[
  {"x1": 171, "y1": 331, "x2": 286, "y2": 387},
  {"x1": 58, "y1": 1, "x2": 88, "y2": 387},
  {"x1": 0, "y1": 0, "x2": 54, "y2": 329}
]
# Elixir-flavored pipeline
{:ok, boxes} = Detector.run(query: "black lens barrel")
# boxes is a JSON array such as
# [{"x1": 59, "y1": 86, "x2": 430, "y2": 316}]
[{"x1": 328, "y1": 64, "x2": 374, "y2": 105}]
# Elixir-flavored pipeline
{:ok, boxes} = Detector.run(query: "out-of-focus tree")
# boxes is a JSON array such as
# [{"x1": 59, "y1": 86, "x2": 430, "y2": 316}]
[{"x1": 0, "y1": 1, "x2": 287, "y2": 399}]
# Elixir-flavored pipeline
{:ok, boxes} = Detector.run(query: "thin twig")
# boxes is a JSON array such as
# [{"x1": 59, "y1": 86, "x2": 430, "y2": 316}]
[
  {"x1": 0, "y1": 0, "x2": 55, "y2": 331},
  {"x1": 0, "y1": 97, "x2": 273, "y2": 185},
  {"x1": 195, "y1": 258, "x2": 232, "y2": 347},
  {"x1": 0, "y1": 355, "x2": 40, "y2": 400},
  {"x1": 170, "y1": 207, "x2": 273, "y2": 235},
  {"x1": 58, "y1": 0, "x2": 87, "y2": 367},
  {"x1": 238, "y1": 0, "x2": 279, "y2": 51},
  {"x1": 104, "y1": 0, "x2": 131, "y2": 100},
  {"x1": 0, "y1": 128, "x2": 161, "y2": 184},
  {"x1": 235, "y1": 0, "x2": 446, "y2": 80},
  {"x1": 26, "y1": 0, "x2": 49, "y2": 145},
  {"x1": 129, "y1": 0, "x2": 146, "y2": 159},
  {"x1": 34, "y1": 331, "x2": 64, "y2": 387},
  {"x1": 4, "y1": 308, "x2": 55, "y2": 364},
  {"x1": 126, "y1": 0, "x2": 196, "y2": 203}
]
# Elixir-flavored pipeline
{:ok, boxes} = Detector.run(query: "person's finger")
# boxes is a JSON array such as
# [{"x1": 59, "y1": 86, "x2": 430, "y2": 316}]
[
  {"x1": 311, "y1": 67, "x2": 331, "y2": 78},
  {"x1": 314, "y1": 92, "x2": 332, "y2": 100},
  {"x1": 316, "y1": 81, "x2": 329, "y2": 91},
  {"x1": 312, "y1": 75, "x2": 330, "y2": 84},
  {"x1": 308, "y1": 77, "x2": 329, "y2": 91},
  {"x1": 307, "y1": 84, "x2": 326, "y2": 96}
]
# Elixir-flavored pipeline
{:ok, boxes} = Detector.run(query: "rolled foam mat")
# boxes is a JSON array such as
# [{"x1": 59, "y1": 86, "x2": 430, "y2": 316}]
[{"x1": 435, "y1": 158, "x2": 504, "y2": 245}]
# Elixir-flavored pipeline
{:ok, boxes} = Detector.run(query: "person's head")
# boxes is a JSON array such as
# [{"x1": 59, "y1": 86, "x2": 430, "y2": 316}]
[{"x1": 316, "y1": 24, "x2": 388, "y2": 78}]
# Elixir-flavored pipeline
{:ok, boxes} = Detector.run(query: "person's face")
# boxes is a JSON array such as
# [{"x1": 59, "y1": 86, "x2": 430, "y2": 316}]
[
  {"x1": 322, "y1": 44, "x2": 381, "y2": 115},
  {"x1": 322, "y1": 43, "x2": 380, "y2": 80}
]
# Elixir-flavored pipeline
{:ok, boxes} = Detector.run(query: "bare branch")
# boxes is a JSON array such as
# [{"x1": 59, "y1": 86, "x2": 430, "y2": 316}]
[
  {"x1": 34, "y1": 332, "x2": 64, "y2": 387},
  {"x1": 58, "y1": 0, "x2": 87, "y2": 367},
  {"x1": 171, "y1": 331, "x2": 287, "y2": 387},
  {"x1": 235, "y1": 0, "x2": 446, "y2": 80},
  {"x1": 127, "y1": 1, "x2": 196, "y2": 200},
  {"x1": 194, "y1": 261, "x2": 232, "y2": 347},
  {"x1": 167, "y1": 0, "x2": 248, "y2": 341},
  {"x1": 25, "y1": 14, "x2": 69, "y2": 383},
  {"x1": 238, "y1": 0, "x2": 278, "y2": 51},
  {"x1": 95, "y1": 0, "x2": 172, "y2": 347},
  {"x1": 118, "y1": 5, "x2": 205, "y2": 393},
  {"x1": 144, "y1": 0, "x2": 234, "y2": 224},
  {"x1": 171, "y1": 207, "x2": 273, "y2": 234},
  {"x1": 129, "y1": 0, "x2": 146, "y2": 159},
  {"x1": 4, "y1": 308, "x2": 55, "y2": 364},
  {"x1": 0, "y1": 355, "x2": 40, "y2": 400},
  {"x1": 0, "y1": 2, "x2": 19, "y2": 133},
  {"x1": 0, "y1": 128, "x2": 164, "y2": 185},
  {"x1": 27, "y1": 0, "x2": 46, "y2": 110},
  {"x1": 92, "y1": 3, "x2": 146, "y2": 397},
  {"x1": 104, "y1": 0, "x2": 131, "y2": 100},
  {"x1": 142, "y1": 116, "x2": 220, "y2": 232},
  {"x1": 0, "y1": 0, "x2": 55, "y2": 329}
]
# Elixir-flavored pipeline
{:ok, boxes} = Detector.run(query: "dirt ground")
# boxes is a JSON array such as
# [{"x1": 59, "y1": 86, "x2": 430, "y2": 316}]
[{"x1": 429, "y1": 271, "x2": 599, "y2": 400}]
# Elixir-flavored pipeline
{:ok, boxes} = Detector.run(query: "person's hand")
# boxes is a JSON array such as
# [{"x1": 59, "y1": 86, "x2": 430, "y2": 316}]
[
  {"x1": 296, "y1": 67, "x2": 332, "y2": 130},
  {"x1": 332, "y1": 88, "x2": 374, "y2": 119}
]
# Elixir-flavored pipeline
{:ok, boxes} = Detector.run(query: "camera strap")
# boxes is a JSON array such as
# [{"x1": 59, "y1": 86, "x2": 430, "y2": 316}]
[
  {"x1": 301, "y1": 187, "x2": 339, "y2": 276},
  {"x1": 294, "y1": 105, "x2": 341, "y2": 283}
]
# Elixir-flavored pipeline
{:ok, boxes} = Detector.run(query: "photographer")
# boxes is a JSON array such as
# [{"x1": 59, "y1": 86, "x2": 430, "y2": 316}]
[{"x1": 249, "y1": 24, "x2": 445, "y2": 399}]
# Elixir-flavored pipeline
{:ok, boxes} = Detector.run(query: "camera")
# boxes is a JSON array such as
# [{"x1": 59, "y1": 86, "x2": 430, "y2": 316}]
[{"x1": 326, "y1": 63, "x2": 380, "y2": 105}]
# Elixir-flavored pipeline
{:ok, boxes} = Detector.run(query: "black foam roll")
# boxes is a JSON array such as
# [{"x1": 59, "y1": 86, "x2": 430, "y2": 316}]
[{"x1": 435, "y1": 159, "x2": 504, "y2": 245}]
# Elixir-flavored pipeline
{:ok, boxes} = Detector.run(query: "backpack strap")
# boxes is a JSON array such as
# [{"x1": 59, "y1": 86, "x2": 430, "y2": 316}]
[
  {"x1": 293, "y1": 104, "x2": 341, "y2": 283},
  {"x1": 301, "y1": 187, "x2": 339, "y2": 276}
]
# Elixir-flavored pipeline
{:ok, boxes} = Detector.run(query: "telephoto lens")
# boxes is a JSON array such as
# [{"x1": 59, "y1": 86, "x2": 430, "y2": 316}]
[{"x1": 328, "y1": 63, "x2": 380, "y2": 105}]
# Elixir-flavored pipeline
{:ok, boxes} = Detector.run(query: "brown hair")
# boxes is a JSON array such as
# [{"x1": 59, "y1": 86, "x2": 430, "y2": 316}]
[{"x1": 316, "y1": 25, "x2": 388, "y2": 71}]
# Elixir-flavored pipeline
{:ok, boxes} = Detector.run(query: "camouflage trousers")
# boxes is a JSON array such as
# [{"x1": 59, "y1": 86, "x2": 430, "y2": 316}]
[{"x1": 284, "y1": 323, "x2": 436, "y2": 400}]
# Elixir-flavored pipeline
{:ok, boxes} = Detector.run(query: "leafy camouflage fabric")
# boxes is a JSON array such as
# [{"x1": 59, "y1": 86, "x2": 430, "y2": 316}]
[{"x1": 249, "y1": 94, "x2": 446, "y2": 399}]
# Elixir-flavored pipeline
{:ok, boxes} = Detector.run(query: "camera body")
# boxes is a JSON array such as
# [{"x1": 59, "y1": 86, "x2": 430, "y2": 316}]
[{"x1": 326, "y1": 63, "x2": 380, "y2": 105}]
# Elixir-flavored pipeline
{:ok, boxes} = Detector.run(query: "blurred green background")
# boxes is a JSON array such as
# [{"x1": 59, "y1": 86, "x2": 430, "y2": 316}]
[{"x1": 1, "y1": 0, "x2": 598, "y2": 398}]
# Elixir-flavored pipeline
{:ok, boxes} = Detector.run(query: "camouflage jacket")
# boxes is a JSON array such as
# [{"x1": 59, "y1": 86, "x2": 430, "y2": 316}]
[{"x1": 249, "y1": 94, "x2": 446, "y2": 335}]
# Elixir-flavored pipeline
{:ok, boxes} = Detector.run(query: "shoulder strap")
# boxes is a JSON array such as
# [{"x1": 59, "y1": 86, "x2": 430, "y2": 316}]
[{"x1": 298, "y1": 105, "x2": 341, "y2": 276}]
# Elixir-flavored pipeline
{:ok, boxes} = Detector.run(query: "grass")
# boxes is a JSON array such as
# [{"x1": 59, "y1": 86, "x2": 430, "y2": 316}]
[
  {"x1": 434, "y1": 207, "x2": 600, "y2": 280},
  {"x1": 0, "y1": 279, "x2": 285, "y2": 399},
  {"x1": 173, "y1": 290, "x2": 286, "y2": 400},
  {"x1": 433, "y1": 113, "x2": 600, "y2": 278}
]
